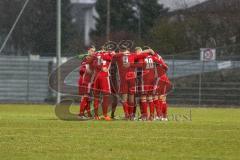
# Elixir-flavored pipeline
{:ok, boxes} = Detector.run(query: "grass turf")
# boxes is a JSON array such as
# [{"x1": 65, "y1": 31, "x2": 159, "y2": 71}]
[{"x1": 0, "y1": 104, "x2": 240, "y2": 160}]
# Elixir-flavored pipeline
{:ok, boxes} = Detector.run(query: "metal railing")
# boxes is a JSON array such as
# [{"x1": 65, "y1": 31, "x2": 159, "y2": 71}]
[{"x1": 0, "y1": 54, "x2": 239, "y2": 106}]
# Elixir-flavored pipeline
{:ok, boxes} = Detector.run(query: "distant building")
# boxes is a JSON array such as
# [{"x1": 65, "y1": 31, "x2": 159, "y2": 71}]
[{"x1": 71, "y1": 0, "x2": 98, "y2": 46}]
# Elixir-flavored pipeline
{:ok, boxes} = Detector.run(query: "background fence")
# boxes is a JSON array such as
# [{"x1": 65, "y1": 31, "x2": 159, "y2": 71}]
[
  {"x1": 0, "y1": 54, "x2": 240, "y2": 106},
  {"x1": 0, "y1": 55, "x2": 52, "y2": 103}
]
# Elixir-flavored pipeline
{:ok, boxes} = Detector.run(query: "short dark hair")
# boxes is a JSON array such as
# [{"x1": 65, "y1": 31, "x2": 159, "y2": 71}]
[
  {"x1": 143, "y1": 46, "x2": 151, "y2": 50},
  {"x1": 120, "y1": 45, "x2": 127, "y2": 52}
]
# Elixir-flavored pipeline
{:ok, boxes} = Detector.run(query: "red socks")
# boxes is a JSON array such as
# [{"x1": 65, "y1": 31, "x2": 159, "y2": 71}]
[
  {"x1": 139, "y1": 101, "x2": 144, "y2": 116},
  {"x1": 162, "y1": 101, "x2": 167, "y2": 118},
  {"x1": 80, "y1": 96, "x2": 88, "y2": 116},
  {"x1": 128, "y1": 102, "x2": 134, "y2": 117},
  {"x1": 149, "y1": 101, "x2": 155, "y2": 117},
  {"x1": 140, "y1": 101, "x2": 148, "y2": 118},
  {"x1": 85, "y1": 101, "x2": 92, "y2": 117},
  {"x1": 158, "y1": 100, "x2": 163, "y2": 117},
  {"x1": 94, "y1": 96, "x2": 110, "y2": 117},
  {"x1": 155, "y1": 100, "x2": 167, "y2": 118},
  {"x1": 123, "y1": 102, "x2": 129, "y2": 118},
  {"x1": 154, "y1": 99, "x2": 161, "y2": 117},
  {"x1": 102, "y1": 95, "x2": 109, "y2": 117},
  {"x1": 153, "y1": 99, "x2": 159, "y2": 115}
]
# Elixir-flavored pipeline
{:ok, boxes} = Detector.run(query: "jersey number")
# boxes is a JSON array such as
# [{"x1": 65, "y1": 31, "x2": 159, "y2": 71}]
[
  {"x1": 123, "y1": 55, "x2": 128, "y2": 65},
  {"x1": 97, "y1": 56, "x2": 106, "y2": 65},
  {"x1": 145, "y1": 58, "x2": 154, "y2": 69}
]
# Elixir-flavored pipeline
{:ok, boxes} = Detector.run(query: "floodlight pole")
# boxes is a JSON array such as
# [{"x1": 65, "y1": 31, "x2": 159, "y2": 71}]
[
  {"x1": 56, "y1": 0, "x2": 61, "y2": 104},
  {"x1": 106, "y1": 0, "x2": 110, "y2": 41}
]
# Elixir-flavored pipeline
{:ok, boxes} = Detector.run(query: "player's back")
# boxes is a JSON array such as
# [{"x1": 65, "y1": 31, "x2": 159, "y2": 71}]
[{"x1": 114, "y1": 52, "x2": 132, "y2": 75}]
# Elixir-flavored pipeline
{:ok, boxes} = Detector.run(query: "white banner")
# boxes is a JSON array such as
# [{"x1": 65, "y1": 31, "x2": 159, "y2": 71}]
[
  {"x1": 218, "y1": 61, "x2": 232, "y2": 70},
  {"x1": 53, "y1": 57, "x2": 68, "y2": 63},
  {"x1": 30, "y1": 54, "x2": 40, "y2": 61}
]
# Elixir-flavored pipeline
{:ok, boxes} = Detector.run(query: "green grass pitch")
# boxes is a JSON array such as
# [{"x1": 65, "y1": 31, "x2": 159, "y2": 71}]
[{"x1": 0, "y1": 104, "x2": 240, "y2": 160}]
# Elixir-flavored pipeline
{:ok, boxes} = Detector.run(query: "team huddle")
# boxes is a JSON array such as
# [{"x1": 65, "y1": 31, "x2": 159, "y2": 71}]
[{"x1": 78, "y1": 43, "x2": 172, "y2": 121}]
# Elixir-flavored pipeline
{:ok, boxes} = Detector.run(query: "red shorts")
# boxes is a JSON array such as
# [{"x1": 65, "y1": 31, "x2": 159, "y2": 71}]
[
  {"x1": 140, "y1": 70, "x2": 155, "y2": 94},
  {"x1": 93, "y1": 74, "x2": 111, "y2": 95},
  {"x1": 154, "y1": 75, "x2": 172, "y2": 95},
  {"x1": 119, "y1": 75, "x2": 136, "y2": 94},
  {"x1": 78, "y1": 74, "x2": 92, "y2": 95}
]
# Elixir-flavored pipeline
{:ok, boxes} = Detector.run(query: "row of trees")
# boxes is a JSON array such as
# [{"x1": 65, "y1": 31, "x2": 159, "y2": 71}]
[
  {"x1": 1, "y1": 0, "x2": 239, "y2": 56},
  {"x1": 149, "y1": 8, "x2": 240, "y2": 55},
  {"x1": 0, "y1": 0, "x2": 76, "y2": 56},
  {"x1": 92, "y1": 0, "x2": 240, "y2": 56},
  {"x1": 92, "y1": 0, "x2": 168, "y2": 48},
  {"x1": 0, "y1": 0, "x2": 169, "y2": 56}
]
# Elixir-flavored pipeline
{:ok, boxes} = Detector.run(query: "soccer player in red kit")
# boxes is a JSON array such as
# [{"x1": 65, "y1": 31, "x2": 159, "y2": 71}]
[
  {"x1": 114, "y1": 46, "x2": 151, "y2": 120},
  {"x1": 155, "y1": 74, "x2": 172, "y2": 121},
  {"x1": 135, "y1": 47, "x2": 155, "y2": 120},
  {"x1": 153, "y1": 53, "x2": 171, "y2": 121},
  {"x1": 114, "y1": 47, "x2": 135, "y2": 119},
  {"x1": 92, "y1": 48, "x2": 115, "y2": 121},
  {"x1": 78, "y1": 47, "x2": 96, "y2": 119},
  {"x1": 135, "y1": 47, "x2": 167, "y2": 120}
]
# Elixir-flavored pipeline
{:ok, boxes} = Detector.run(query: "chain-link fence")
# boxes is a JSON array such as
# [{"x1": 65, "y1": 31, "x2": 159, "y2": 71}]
[{"x1": 0, "y1": 53, "x2": 240, "y2": 106}]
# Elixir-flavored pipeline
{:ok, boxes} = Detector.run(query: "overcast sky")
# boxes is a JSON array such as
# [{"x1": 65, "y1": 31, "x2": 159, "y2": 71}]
[{"x1": 159, "y1": 0, "x2": 207, "y2": 10}]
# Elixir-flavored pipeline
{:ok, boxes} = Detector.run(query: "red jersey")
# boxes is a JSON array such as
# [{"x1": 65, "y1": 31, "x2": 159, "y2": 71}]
[
  {"x1": 94, "y1": 51, "x2": 114, "y2": 77},
  {"x1": 114, "y1": 52, "x2": 135, "y2": 80},
  {"x1": 122, "y1": 53, "x2": 149, "y2": 79},
  {"x1": 152, "y1": 53, "x2": 168, "y2": 78},
  {"x1": 91, "y1": 51, "x2": 102, "y2": 76},
  {"x1": 78, "y1": 57, "x2": 95, "y2": 94},
  {"x1": 113, "y1": 52, "x2": 150, "y2": 80},
  {"x1": 134, "y1": 52, "x2": 167, "y2": 77},
  {"x1": 80, "y1": 57, "x2": 95, "y2": 84},
  {"x1": 133, "y1": 53, "x2": 155, "y2": 78},
  {"x1": 79, "y1": 60, "x2": 87, "y2": 76}
]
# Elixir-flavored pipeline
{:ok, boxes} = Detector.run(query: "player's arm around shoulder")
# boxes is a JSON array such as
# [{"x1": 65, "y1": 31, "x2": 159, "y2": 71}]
[
  {"x1": 141, "y1": 49, "x2": 155, "y2": 55},
  {"x1": 134, "y1": 49, "x2": 154, "y2": 60},
  {"x1": 153, "y1": 53, "x2": 168, "y2": 71},
  {"x1": 101, "y1": 51, "x2": 114, "y2": 61}
]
